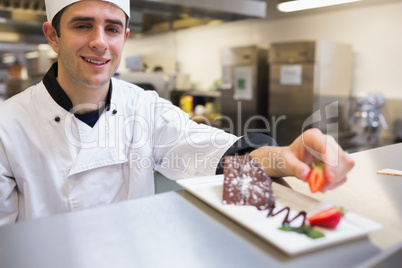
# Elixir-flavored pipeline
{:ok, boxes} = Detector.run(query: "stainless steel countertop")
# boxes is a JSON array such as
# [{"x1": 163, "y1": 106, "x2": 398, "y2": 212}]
[{"x1": 1, "y1": 144, "x2": 402, "y2": 267}]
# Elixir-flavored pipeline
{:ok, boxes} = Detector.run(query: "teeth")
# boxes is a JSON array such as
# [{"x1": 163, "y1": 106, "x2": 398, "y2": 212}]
[{"x1": 84, "y1": 58, "x2": 108, "y2": 65}]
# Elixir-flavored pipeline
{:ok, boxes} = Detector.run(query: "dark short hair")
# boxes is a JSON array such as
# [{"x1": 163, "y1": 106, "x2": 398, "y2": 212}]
[
  {"x1": 51, "y1": 7, "x2": 65, "y2": 37},
  {"x1": 51, "y1": 6, "x2": 130, "y2": 37}
]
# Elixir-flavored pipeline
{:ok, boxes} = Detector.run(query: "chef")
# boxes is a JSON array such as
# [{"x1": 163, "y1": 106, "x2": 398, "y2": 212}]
[{"x1": 0, "y1": 0, "x2": 354, "y2": 226}]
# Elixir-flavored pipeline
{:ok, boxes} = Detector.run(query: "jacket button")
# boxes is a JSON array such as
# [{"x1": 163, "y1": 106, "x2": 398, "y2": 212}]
[
  {"x1": 54, "y1": 116, "x2": 60, "y2": 122},
  {"x1": 112, "y1": 109, "x2": 117, "y2": 115}
]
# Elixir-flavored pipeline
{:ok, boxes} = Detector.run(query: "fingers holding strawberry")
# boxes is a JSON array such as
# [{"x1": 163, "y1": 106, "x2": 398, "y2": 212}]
[
  {"x1": 289, "y1": 129, "x2": 355, "y2": 193},
  {"x1": 250, "y1": 128, "x2": 354, "y2": 192}
]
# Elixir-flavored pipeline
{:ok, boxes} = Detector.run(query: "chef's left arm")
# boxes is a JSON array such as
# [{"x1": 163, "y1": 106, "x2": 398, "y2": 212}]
[
  {"x1": 215, "y1": 132, "x2": 278, "y2": 175},
  {"x1": 151, "y1": 96, "x2": 354, "y2": 192}
]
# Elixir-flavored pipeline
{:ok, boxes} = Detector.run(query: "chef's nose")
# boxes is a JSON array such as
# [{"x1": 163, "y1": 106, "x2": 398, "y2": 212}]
[{"x1": 89, "y1": 27, "x2": 108, "y2": 51}]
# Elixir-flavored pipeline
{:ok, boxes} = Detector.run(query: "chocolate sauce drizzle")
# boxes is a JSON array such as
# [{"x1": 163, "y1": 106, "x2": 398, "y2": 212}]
[
  {"x1": 256, "y1": 205, "x2": 307, "y2": 228},
  {"x1": 266, "y1": 206, "x2": 306, "y2": 228}
]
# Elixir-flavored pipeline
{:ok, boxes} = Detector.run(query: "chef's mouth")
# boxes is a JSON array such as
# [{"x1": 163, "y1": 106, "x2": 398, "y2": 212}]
[{"x1": 82, "y1": 57, "x2": 110, "y2": 65}]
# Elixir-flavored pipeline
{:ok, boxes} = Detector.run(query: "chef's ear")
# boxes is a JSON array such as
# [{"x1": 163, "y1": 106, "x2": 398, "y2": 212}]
[
  {"x1": 124, "y1": 28, "x2": 130, "y2": 43},
  {"x1": 42, "y1": 22, "x2": 60, "y2": 54}
]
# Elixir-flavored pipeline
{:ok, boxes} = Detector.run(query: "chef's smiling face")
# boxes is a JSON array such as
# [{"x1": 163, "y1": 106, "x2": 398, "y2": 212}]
[{"x1": 53, "y1": 0, "x2": 130, "y2": 90}]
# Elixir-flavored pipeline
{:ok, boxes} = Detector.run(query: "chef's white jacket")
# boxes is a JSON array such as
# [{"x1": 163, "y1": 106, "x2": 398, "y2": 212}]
[{"x1": 0, "y1": 78, "x2": 238, "y2": 225}]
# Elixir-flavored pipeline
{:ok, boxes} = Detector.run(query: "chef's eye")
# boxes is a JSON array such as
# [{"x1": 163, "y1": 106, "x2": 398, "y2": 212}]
[
  {"x1": 76, "y1": 24, "x2": 91, "y2": 29},
  {"x1": 106, "y1": 27, "x2": 119, "y2": 34}
]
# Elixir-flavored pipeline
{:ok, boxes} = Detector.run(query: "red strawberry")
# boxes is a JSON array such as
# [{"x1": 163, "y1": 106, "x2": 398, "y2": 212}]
[
  {"x1": 307, "y1": 163, "x2": 326, "y2": 193},
  {"x1": 308, "y1": 206, "x2": 343, "y2": 229}
]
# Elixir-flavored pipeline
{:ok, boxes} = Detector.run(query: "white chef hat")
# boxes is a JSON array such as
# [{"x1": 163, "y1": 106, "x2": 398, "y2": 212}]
[{"x1": 45, "y1": 0, "x2": 130, "y2": 23}]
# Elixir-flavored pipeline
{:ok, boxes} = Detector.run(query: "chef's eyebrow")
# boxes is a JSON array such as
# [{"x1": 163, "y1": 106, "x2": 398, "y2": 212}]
[
  {"x1": 105, "y1": 19, "x2": 124, "y2": 27},
  {"x1": 68, "y1": 16, "x2": 124, "y2": 27}
]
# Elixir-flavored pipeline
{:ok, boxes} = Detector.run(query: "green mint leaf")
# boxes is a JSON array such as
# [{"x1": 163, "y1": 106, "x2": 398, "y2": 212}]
[
  {"x1": 279, "y1": 225, "x2": 325, "y2": 239},
  {"x1": 301, "y1": 225, "x2": 325, "y2": 239},
  {"x1": 279, "y1": 226, "x2": 304, "y2": 234}
]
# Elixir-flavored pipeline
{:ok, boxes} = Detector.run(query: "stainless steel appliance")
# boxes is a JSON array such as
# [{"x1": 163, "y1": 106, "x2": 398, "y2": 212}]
[
  {"x1": 345, "y1": 92, "x2": 388, "y2": 152},
  {"x1": 117, "y1": 72, "x2": 171, "y2": 100},
  {"x1": 268, "y1": 40, "x2": 353, "y2": 146},
  {"x1": 219, "y1": 45, "x2": 269, "y2": 136}
]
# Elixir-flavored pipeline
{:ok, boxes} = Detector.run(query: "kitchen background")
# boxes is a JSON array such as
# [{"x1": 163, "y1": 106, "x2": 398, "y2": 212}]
[
  {"x1": 1, "y1": 0, "x2": 402, "y2": 149},
  {"x1": 121, "y1": 0, "x2": 402, "y2": 147}
]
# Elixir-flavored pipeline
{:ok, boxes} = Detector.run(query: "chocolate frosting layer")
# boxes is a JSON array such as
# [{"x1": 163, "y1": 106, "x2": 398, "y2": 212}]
[{"x1": 222, "y1": 155, "x2": 275, "y2": 210}]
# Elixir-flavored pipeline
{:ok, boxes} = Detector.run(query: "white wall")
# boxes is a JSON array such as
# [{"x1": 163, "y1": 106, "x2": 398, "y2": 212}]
[{"x1": 122, "y1": 1, "x2": 402, "y2": 99}]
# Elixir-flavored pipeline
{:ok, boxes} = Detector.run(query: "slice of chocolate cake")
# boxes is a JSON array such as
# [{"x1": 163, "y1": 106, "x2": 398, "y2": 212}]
[{"x1": 222, "y1": 154, "x2": 275, "y2": 210}]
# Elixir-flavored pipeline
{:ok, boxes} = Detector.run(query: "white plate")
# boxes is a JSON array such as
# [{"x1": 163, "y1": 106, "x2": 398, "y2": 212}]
[{"x1": 177, "y1": 175, "x2": 382, "y2": 256}]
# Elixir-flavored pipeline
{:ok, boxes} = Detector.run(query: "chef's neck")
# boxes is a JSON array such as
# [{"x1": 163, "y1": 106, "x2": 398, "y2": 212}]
[{"x1": 56, "y1": 77, "x2": 109, "y2": 115}]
